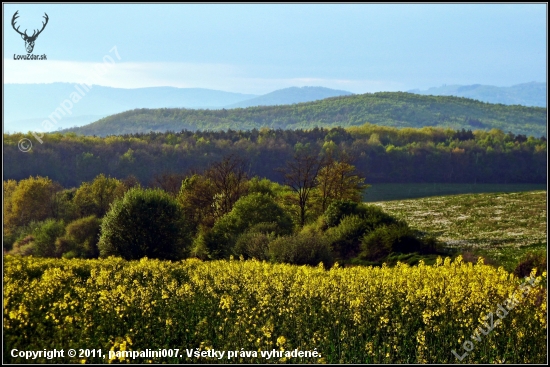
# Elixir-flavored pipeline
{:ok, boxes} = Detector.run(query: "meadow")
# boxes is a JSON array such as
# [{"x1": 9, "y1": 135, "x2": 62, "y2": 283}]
[
  {"x1": 372, "y1": 190, "x2": 547, "y2": 272},
  {"x1": 3, "y1": 255, "x2": 546, "y2": 364}
]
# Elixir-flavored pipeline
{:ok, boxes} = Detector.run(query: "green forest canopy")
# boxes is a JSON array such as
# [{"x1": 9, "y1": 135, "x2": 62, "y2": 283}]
[{"x1": 4, "y1": 124, "x2": 547, "y2": 188}]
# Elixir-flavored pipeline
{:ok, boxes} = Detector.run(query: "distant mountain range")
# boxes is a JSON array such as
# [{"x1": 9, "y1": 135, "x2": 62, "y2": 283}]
[
  {"x1": 3, "y1": 84, "x2": 352, "y2": 133},
  {"x1": 225, "y1": 86, "x2": 353, "y2": 108},
  {"x1": 408, "y1": 82, "x2": 546, "y2": 107},
  {"x1": 62, "y1": 92, "x2": 547, "y2": 138}
]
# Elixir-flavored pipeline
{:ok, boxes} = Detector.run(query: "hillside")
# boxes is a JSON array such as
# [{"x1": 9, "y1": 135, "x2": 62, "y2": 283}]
[
  {"x1": 64, "y1": 92, "x2": 547, "y2": 137},
  {"x1": 225, "y1": 86, "x2": 353, "y2": 108},
  {"x1": 408, "y1": 82, "x2": 546, "y2": 107}
]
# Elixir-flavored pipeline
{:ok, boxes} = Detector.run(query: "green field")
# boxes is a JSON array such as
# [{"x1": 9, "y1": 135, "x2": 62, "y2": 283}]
[
  {"x1": 372, "y1": 190, "x2": 547, "y2": 272},
  {"x1": 363, "y1": 183, "x2": 547, "y2": 202}
]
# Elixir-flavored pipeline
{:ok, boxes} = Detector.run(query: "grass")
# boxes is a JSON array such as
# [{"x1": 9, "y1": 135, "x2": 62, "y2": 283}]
[
  {"x1": 371, "y1": 190, "x2": 547, "y2": 272},
  {"x1": 363, "y1": 183, "x2": 547, "y2": 202}
]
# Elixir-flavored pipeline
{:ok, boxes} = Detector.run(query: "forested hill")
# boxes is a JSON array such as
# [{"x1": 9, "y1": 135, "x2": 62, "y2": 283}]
[{"x1": 63, "y1": 92, "x2": 547, "y2": 138}]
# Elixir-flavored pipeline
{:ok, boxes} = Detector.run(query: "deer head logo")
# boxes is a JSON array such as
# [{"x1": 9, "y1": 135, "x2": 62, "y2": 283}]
[{"x1": 12, "y1": 11, "x2": 49, "y2": 54}]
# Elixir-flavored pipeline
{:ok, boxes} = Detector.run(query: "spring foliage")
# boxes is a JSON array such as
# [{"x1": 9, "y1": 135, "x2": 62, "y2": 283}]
[{"x1": 98, "y1": 188, "x2": 190, "y2": 260}]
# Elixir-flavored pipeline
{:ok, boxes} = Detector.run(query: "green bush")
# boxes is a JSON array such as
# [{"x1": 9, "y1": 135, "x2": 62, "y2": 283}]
[
  {"x1": 324, "y1": 200, "x2": 360, "y2": 228},
  {"x1": 325, "y1": 204, "x2": 402, "y2": 260},
  {"x1": 206, "y1": 193, "x2": 293, "y2": 259},
  {"x1": 10, "y1": 219, "x2": 65, "y2": 257},
  {"x1": 55, "y1": 215, "x2": 102, "y2": 258},
  {"x1": 233, "y1": 231, "x2": 272, "y2": 261},
  {"x1": 324, "y1": 200, "x2": 398, "y2": 229},
  {"x1": 269, "y1": 233, "x2": 333, "y2": 267},
  {"x1": 98, "y1": 188, "x2": 190, "y2": 260},
  {"x1": 4, "y1": 220, "x2": 43, "y2": 252},
  {"x1": 326, "y1": 215, "x2": 372, "y2": 259},
  {"x1": 360, "y1": 223, "x2": 438, "y2": 262},
  {"x1": 189, "y1": 232, "x2": 209, "y2": 260}
]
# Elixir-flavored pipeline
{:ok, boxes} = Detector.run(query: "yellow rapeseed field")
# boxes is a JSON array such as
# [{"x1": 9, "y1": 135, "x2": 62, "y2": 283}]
[{"x1": 4, "y1": 255, "x2": 546, "y2": 363}]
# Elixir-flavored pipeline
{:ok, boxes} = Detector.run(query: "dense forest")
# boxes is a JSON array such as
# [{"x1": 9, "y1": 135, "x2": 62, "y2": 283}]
[
  {"x1": 5, "y1": 124, "x2": 547, "y2": 188},
  {"x1": 62, "y1": 92, "x2": 547, "y2": 137}
]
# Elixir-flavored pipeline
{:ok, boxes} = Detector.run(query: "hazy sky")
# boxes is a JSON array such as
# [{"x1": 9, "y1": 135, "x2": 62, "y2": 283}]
[{"x1": 3, "y1": 3, "x2": 547, "y2": 94}]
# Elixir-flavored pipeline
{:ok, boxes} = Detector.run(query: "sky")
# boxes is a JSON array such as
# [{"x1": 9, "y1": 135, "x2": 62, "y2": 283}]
[{"x1": 3, "y1": 3, "x2": 547, "y2": 95}]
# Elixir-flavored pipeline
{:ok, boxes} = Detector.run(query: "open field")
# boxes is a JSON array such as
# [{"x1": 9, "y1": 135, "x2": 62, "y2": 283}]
[
  {"x1": 363, "y1": 183, "x2": 547, "y2": 202},
  {"x1": 372, "y1": 190, "x2": 547, "y2": 271},
  {"x1": 4, "y1": 256, "x2": 546, "y2": 364}
]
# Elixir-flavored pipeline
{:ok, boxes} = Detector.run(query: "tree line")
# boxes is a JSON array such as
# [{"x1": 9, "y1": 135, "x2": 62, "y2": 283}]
[
  {"x1": 4, "y1": 124, "x2": 547, "y2": 188},
  {"x1": 4, "y1": 151, "x2": 441, "y2": 267}
]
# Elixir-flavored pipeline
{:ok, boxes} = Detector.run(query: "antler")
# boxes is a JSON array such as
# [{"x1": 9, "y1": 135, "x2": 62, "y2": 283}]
[
  {"x1": 28, "y1": 13, "x2": 49, "y2": 40},
  {"x1": 11, "y1": 10, "x2": 27, "y2": 37}
]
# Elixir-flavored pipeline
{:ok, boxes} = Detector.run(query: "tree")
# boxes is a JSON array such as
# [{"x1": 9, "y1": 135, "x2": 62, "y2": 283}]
[
  {"x1": 4, "y1": 176, "x2": 61, "y2": 233},
  {"x1": 177, "y1": 174, "x2": 217, "y2": 231},
  {"x1": 149, "y1": 172, "x2": 187, "y2": 197},
  {"x1": 278, "y1": 145, "x2": 325, "y2": 227},
  {"x1": 98, "y1": 188, "x2": 190, "y2": 260},
  {"x1": 73, "y1": 174, "x2": 126, "y2": 217},
  {"x1": 121, "y1": 174, "x2": 141, "y2": 190},
  {"x1": 205, "y1": 154, "x2": 249, "y2": 218},
  {"x1": 315, "y1": 151, "x2": 367, "y2": 212}
]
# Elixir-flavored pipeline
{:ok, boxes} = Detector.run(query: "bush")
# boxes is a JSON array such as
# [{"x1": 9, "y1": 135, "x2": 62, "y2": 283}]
[
  {"x1": 324, "y1": 200, "x2": 360, "y2": 228},
  {"x1": 326, "y1": 215, "x2": 372, "y2": 259},
  {"x1": 4, "y1": 220, "x2": 43, "y2": 252},
  {"x1": 10, "y1": 219, "x2": 65, "y2": 257},
  {"x1": 9, "y1": 235, "x2": 36, "y2": 256},
  {"x1": 55, "y1": 215, "x2": 102, "y2": 258},
  {"x1": 324, "y1": 200, "x2": 398, "y2": 229},
  {"x1": 206, "y1": 193, "x2": 293, "y2": 259},
  {"x1": 360, "y1": 223, "x2": 437, "y2": 262},
  {"x1": 514, "y1": 250, "x2": 547, "y2": 278},
  {"x1": 233, "y1": 231, "x2": 272, "y2": 261},
  {"x1": 98, "y1": 188, "x2": 190, "y2": 260},
  {"x1": 269, "y1": 233, "x2": 333, "y2": 267}
]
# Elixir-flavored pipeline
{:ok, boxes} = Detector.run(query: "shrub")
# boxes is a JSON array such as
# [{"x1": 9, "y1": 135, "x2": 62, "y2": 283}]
[
  {"x1": 234, "y1": 231, "x2": 272, "y2": 261},
  {"x1": 269, "y1": 233, "x2": 333, "y2": 267},
  {"x1": 4, "y1": 220, "x2": 43, "y2": 252},
  {"x1": 324, "y1": 200, "x2": 398, "y2": 229},
  {"x1": 98, "y1": 188, "x2": 190, "y2": 260},
  {"x1": 514, "y1": 250, "x2": 547, "y2": 278},
  {"x1": 10, "y1": 219, "x2": 65, "y2": 257},
  {"x1": 206, "y1": 193, "x2": 293, "y2": 259},
  {"x1": 326, "y1": 215, "x2": 372, "y2": 259},
  {"x1": 55, "y1": 215, "x2": 102, "y2": 258},
  {"x1": 360, "y1": 223, "x2": 436, "y2": 262},
  {"x1": 324, "y1": 200, "x2": 359, "y2": 228},
  {"x1": 9, "y1": 235, "x2": 36, "y2": 256}
]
